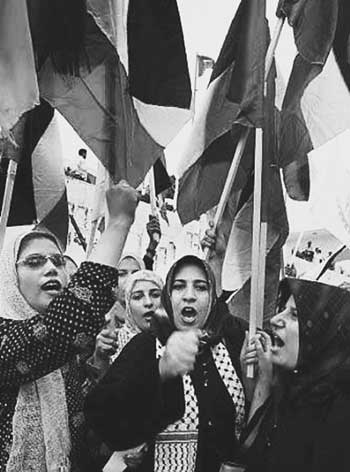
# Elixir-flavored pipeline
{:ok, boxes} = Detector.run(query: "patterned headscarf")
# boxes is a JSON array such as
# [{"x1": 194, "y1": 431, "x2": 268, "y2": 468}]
[{"x1": 0, "y1": 230, "x2": 71, "y2": 471}]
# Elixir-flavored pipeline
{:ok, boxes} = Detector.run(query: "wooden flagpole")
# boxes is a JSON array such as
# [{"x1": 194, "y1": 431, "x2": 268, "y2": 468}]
[
  {"x1": 86, "y1": 162, "x2": 109, "y2": 257},
  {"x1": 204, "y1": 16, "x2": 285, "y2": 265},
  {"x1": 192, "y1": 54, "x2": 199, "y2": 122},
  {"x1": 247, "y1": 16, "x2": 285, "y2": 378},
  {"x1": 203, "y1": 128, "x2": 250, "y2": 260},
  {"x1": 148, "y1": 167, "x2": 160, "y2": 243},
  {"x1": 0, "y1": 159, "x2": 18, "y2": 254}
]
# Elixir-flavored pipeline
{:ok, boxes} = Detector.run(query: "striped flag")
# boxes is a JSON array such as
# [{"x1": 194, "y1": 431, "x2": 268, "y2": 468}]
[
  {"x1": 38, "y1": 0, "x2": 192, "y2": 188},
  {"x1": 0, "y1": 0, "x2": 39, "y2": 138},
  {"x1": 277, "y1": 0, "x2": 350, "y2": 200},
  {"x1": 176, "y1": 0, "x2": 267, "y2": 224},
  {"x1": 0, "y1": 102, "x2": 69, "y2": 248}
]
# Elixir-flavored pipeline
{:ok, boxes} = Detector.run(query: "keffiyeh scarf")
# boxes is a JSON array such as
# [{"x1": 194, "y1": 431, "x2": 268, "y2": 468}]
[{"x1": 154, "y1": 340, "x2": 245, "y2": 472}]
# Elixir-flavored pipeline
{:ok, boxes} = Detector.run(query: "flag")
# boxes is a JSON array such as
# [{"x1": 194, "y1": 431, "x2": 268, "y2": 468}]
[
  {"x1": 0, "y1": 101, "x2": 69, "y2": 248},
  {"x1": 197, "y1": 55, "x2": 215, "y2": 78},
  {"x1": 277, "y1": 0, "x2": 350, "y2": 200},
  {"x1": 224, "y1": 171, "x2": 289, "y2": 324},
  {"x1": 223, "y1": 53, "x2": 289, "y2": 324},
  {"x1": 0, "y1": 0, "x2": 39, "y2": 138},
  {"x1": 153, "y1": 158, "x2": 172, "y2": 196},
  {"x1": 38, "y1": 0, "x2": 192, "y2": 188},
  {"x1": 308, "y1": 130, "x2": 350, "y2": 250},
  {"x1": 177, "y1": 0, "x2": 267, "y2": 224}
]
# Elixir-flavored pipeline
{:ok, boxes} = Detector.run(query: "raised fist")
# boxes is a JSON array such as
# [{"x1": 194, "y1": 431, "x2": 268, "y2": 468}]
[{"x1": 106, "y1": 180, "x2": 139, "y2": 223}]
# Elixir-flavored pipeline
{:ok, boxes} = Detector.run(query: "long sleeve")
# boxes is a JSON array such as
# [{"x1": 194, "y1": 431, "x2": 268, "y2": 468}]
[
  {"x1": 85, "y1": 333, "x2": 184, "y2": 450},
  {"x1": 0, "y1": 262, "x2": 118, "y2": 388},
  {"x1": 311, "y1": 392, "x2": 350, "y2": 472}
]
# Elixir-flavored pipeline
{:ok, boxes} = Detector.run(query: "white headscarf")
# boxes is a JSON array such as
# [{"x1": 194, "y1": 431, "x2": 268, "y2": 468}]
[
  {"x1": 0, "y1": 231, "x2": 71, "y2": 472},
  {"x1": 112, "y1": 270, "x2": 164, "y2": 361},
  {"x1": 118, "y1": 252, "x2": 146, "y2": 272}
]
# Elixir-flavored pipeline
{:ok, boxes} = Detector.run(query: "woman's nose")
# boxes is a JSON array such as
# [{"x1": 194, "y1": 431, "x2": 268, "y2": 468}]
[
  {"x1": 144, "y1": 294, "x2": 153, "y2": 307},
  {"x1": 43, "y1": 259, "x2": 58, "y2": 275},
  {"x1": 183, "y1": 285, "x2": 196, "y2": 301},
  {"x1": 270, "y1": 311, "x2": 286, "y2": 328}
]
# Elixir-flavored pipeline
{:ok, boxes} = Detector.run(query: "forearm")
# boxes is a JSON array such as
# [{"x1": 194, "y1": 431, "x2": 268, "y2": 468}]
[
  {"x1": 89, "y1": 217, "x2": 133, "y2": 267},
  {"x1": 248, "y1": 378, "x2": 272, "y2": 422},
  {"x1": 0, "y1": 262, "x2": 117, "y2": 387}
]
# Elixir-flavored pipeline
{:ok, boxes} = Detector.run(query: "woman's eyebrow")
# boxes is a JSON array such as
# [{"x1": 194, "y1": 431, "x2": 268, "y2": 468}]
[{"x1": 131, "y1": 290, "x2": 144, "y2": 296}]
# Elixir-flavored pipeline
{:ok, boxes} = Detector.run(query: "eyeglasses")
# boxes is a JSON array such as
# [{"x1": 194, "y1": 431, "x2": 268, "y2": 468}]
[{"x1": 16, "y1": 253, "x2": 66, "y2": 269}]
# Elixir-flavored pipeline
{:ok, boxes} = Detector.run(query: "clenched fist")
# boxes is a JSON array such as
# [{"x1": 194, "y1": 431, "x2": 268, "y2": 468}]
[
  {"x1": 159, "y1": 330, "x2": 201, "y2": 380},
  {"x1": 106, "y1": 180, "x2": 139, "y2": 224}
]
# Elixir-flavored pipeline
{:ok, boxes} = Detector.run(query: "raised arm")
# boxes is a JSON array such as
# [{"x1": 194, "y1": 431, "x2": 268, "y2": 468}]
[{"x1": 0, "y1": 181, "x2": 139, "y2": 388}]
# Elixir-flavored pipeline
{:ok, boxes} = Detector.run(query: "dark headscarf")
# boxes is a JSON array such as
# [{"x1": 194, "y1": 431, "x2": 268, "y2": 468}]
[
  {"x1": 278, "y1": 278, "x2": 350, "y2": 402},
  {"x1": 161, "y1": 255, "x2": 232, "y2": 345}
]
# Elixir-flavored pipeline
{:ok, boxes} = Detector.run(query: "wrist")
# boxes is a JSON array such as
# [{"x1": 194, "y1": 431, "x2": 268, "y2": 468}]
[
  {"x1": 158, "y1": 356, "x2": 174, "y2": 381},
  {"x1": 146, "y1": 247, "x2": 156, "y2": 258},
  {"x1": 108, "y1": 215, "x2": 134, "y2": 229},
  {"x1": 256, "y1": 374, "x2": 273, "y2": 391}
]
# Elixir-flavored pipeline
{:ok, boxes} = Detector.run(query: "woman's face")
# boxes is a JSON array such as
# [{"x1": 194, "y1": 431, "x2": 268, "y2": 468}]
[
  {"x1": 171, "y1": 263, "x2": 210, "y2": 331},
  {"x1": 270, "y1": 295, "x2": 299, "y2": 370},
  {"x1": 17, "y1": 237, "x2": 68, "y2": 314},
  {"x1": 129, "y1": 280, "x2": 162, "y2": 331},
  {"x1": 115, "y1": 257, "x2": 141, "y2": 305}
]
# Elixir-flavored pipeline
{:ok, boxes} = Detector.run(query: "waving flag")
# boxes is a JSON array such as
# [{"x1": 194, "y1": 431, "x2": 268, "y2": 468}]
[
  {"x1": 177, "y1": 0, "x2": 267, "y2": 224},
  {"x1": 38, "y1": 0, "x2": 192, "y2": 188},
  {"x1": 277, "y1": 0, "x2": 350, "y2": 200},
  {"x1": 0, "y1": 102, "x2": 68, "y2": 248},
  {"x1": 0, "y1": 0, "x2": 39, "y2": 138}
]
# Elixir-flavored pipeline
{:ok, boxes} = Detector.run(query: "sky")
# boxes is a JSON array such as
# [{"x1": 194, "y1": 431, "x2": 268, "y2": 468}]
[{"x1": 59, "y1": 1, "x2": 325, "y2": 236}]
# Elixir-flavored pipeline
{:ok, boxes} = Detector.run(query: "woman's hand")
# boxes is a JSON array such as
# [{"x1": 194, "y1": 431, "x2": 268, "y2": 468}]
[
  {"x1": 88, "y1": 181, "x2": 140, "y2": 267},
  {"x1": 242, "y1": 331, "x2": 274, "y2": 421},
  {"x1": 106, "y1": 180, "x2": 140, "y2": 225},
  {"x1": 123, "y1": 443, "x2": 148, "y2": 469},
  {"x1": 159, "y1": 330, "x2": 201, "y2": 380},
  {"x1": 240, "y1": 331, "x2": 273, "y2": 398},
  {"x1": 93, "y1": 325, "x2": 118, "y2": 361},
  {"x1": 255, "y1": 331, "x2": 273, "y2": 385},
  {"x1": 200, "y1": 220, "x2": 226, "y2": 257}
]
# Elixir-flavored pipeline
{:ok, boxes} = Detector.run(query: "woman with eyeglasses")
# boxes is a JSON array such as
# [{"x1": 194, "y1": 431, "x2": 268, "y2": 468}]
[{"x1": 0, "y1": 181, "x2": 139, "y2": 472}]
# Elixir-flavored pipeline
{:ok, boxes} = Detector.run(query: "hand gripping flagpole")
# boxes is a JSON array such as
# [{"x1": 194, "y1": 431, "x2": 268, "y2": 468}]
[
  {"x1": 203, "y1": 17, "x2": 285, "y2": 263},
  {"x1": 148, "y1": 167, "x2": 160, "y2": 243},
  {"x1": 247, "y1": 16, "x2": 285, "y2": 378},
  {"x1": 86, "y1": 162, "x2": 109, "y2": 257}
]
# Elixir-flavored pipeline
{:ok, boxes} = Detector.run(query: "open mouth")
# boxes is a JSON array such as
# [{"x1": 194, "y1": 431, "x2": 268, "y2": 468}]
[
  {"x1": 41, "y1": 279, "x2": 62, "y2": 294},
  {"x1": 143, "y1": 311, "x2": 155, "y2": 323},
  {"x1": 271, "y1": 331, "x2": 285, "y2": 348},
  {"x1": 180, "y1": 307, "x2": 197, "y2": 325}
]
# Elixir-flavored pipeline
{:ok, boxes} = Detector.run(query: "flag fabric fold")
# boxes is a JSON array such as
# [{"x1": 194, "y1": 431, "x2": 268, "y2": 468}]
[
  {"x1": 308, "y1": 130, "x2": 350, "y2": 250},
  {"x1": 223, "y1": 58, "x2": 289, "y2": 324},
  {"x1": 0, "y1": 102, "x2": 68, "y2": 248},
  {"x1": 278, "y1": 0, "x2": 350, "y2": 201},
  {"x1": 177, "y1": 0, "x2": 268, "y2": 224},
  {"x1": 39, "y1": 0, "x2": 192, "y2": 188},
  {"x1": 0, "y1": 0, "x2": 39, "y2": 138}
]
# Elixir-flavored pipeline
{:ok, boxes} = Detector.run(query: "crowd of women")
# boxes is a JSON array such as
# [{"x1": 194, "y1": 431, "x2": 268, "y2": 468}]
[{"x1": 1, "y1": 180, "x2": 350, "y2": 472}]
